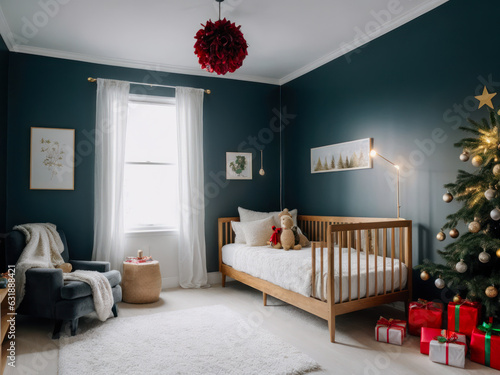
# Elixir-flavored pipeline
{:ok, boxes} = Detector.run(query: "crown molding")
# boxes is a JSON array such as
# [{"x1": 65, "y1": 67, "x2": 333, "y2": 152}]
[
  {"x1": 0, "y1": 5, "x2": 14, "y2": 50},
  {"x1": 11, "y1": 44, "x2": 280, "y2": 85},
  {"x1": 278, "y1": 0, "x2": 448, "y2": 85}
]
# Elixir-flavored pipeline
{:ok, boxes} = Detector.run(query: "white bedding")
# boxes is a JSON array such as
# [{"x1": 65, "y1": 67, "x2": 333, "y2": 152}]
[{"x1": 222, "y1": 243, "x2": 408, "y2": 303}]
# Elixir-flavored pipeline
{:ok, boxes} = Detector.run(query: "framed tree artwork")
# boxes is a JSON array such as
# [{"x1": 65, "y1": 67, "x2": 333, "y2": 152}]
[
  {"x1": 311, "y1": 138, "x2": 372, "y2": 174},
  {"x1": 30, "y1": 127, "x2": 75, "y2": 190},
  {"x1": 226, "y1": 152, "x2": 252, "y2": 180}
]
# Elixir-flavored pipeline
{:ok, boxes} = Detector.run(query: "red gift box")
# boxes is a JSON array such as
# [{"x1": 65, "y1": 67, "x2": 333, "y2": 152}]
[
  {"x1": 420, "y1": 328, "x2": 466, "y2": 355},
  {"x1": 448, "y1": 300, "x2": 481, "y2": 337},
  {"x1": 409, "y1": 299, "x2": 443, "y2": 336},
  {"x1": 470, "y1": 322, "x2": 500, "y2": 370}
]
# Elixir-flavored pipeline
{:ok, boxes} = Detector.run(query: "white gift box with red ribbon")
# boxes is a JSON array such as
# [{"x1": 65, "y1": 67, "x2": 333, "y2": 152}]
[
  {"x1": 429, "y1": 336, "x2": 467, "y2": 368},
  {"x1": 375, "y1": 317, "x2": 407, "y2": 346}
]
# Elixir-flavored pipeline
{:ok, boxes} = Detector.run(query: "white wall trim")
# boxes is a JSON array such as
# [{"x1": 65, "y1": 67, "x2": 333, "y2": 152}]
[
  {"x1": 162, "y1": 272, "x2": 233, "y2": 290},
  {"x1": 278, "y1": 0, "x2": 448, "y2": 85},
  {"x1": 10, "y1": 44, "x2": 280, "y2": 86}
]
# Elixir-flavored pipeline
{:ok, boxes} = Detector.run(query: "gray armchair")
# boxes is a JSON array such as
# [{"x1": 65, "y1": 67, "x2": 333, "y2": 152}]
[{"x1": 5, "y1": 229, "x2": 122, "y2": 338}]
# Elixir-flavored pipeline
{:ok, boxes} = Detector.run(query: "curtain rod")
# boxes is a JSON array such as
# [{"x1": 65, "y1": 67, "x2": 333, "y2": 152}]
[{"x1": 87, "y1": 77, "x2": 211, "y2": 95}]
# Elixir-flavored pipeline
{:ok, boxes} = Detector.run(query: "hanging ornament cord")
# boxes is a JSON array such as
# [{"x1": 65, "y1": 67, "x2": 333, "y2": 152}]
[{"x1": 218, "y1": 0, "x2": 223, "y2": 20}]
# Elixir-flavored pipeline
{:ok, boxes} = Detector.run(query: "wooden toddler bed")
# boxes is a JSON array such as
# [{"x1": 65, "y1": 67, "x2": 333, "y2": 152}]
[{"x1": 218, "y1": 215, "x2": 412, "y2": 342}]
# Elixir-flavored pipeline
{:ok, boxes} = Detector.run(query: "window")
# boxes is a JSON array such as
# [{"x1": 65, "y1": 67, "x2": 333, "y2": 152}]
[{"x1": 124, "y1": 95, "x2": 177, "y2": 232}]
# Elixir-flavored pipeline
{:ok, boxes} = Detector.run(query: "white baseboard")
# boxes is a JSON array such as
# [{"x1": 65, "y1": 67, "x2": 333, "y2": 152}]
[{"x1": 161, "y1": 272, "x2": 233, "y2": 290}]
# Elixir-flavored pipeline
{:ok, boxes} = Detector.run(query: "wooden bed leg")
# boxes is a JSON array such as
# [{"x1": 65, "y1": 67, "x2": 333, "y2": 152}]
[
  {"x1": 263, "y1": 293, "x2": 267, "y2": 306},
  {"x1": 221, "y1": 273, "x2": 226, "y2": 287},
  {"x1": 328, "y1": 314, "x2": 336, "y2": 343}
]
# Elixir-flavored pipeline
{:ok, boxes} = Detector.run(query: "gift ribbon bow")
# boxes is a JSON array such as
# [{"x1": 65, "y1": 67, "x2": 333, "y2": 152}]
[
  {"x1": 412, "y1": 299, "x2": 441, "y2": 311},
  {"x1": 477, "y1": 321, "x2": 500, "y2": 367},
  {"x1": 377, "y1": 317, "x2": 405, "y2": 344},
  {"x1": 454, "y1": 300, "x2": 480, "y2": 333}
]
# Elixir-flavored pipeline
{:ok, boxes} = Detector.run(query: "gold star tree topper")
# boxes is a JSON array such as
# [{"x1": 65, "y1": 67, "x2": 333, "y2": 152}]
[{"x1": 475, "y1": 86, "x2": 497, "y2": 109}]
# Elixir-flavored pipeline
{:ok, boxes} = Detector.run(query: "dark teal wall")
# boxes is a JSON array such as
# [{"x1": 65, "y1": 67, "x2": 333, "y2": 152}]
[
  {"x1": 282, "y1": 0, "x2": 500, "y2": 265},
  {"x1": 6, "y1": 53, "x2": 280, "y2": 270},
  {"x1": 0, "y1": 36, "x2": 8, "y2": 232}
]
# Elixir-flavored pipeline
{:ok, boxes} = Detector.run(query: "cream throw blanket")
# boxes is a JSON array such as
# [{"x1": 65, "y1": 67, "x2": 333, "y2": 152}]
[
  {"x1": 14, "y1": 224, "x2": 114, "y2": 320},
  {"x1": 63, "y1": 271, "x2": 114, "y2": 321},
  {"x1": 14, "y1": 223, "x2": 65, "y2": 308}
]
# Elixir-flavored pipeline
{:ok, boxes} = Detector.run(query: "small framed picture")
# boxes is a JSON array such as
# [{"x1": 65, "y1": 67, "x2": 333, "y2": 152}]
[
  {"x1": 226, "y1": 152, "x2": 252, "y2": 180},
  {"x1": 30, "y1": 127, "x2": 75, "y2": 190}
]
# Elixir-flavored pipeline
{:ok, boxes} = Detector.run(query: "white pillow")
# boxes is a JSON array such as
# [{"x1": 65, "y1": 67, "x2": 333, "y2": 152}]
[
  {"x1": 231, "y1": 221, "x2": 246, "y2": 244},
  {"x1": 238, "y1": 207, "x2": 298, "y2": 228},
  {"x1": 240, "y1": 216, "x2": 275, "y2": 246}
]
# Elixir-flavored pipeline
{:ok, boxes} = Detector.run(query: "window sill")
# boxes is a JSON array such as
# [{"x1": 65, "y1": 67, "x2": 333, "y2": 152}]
[{"x1": 125, "y1": 229, "x2": 178, "y2": 237}]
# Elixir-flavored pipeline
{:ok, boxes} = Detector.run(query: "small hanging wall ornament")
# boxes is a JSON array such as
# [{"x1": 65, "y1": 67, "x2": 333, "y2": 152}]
[{"x1": 194, "y1": 0, "x2": 248, "y2": 75}]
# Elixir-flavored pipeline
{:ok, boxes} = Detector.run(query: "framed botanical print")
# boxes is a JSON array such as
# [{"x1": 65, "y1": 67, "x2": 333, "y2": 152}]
[
  {"x1": 30, "y1": 127, "x2": 75, "y2": 190},
  {"x1": 226, "y1": 152, "x2": 252, "y2": 180}
]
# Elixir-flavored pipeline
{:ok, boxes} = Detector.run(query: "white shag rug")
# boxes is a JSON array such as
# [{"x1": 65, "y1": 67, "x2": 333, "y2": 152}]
[{"x1": 58, "y1": 305, "x2": 321, "y2": 375}]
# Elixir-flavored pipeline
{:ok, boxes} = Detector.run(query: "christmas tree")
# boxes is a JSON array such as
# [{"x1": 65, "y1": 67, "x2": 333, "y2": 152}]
[{"x1": 419, "y1": 87, "x2": 500, "y2": 318}]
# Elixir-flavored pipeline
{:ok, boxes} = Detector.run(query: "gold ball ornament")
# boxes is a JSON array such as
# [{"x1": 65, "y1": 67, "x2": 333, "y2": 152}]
[
  {"x1": 486, "y1": 286, "x2": 498, "y2": 298},
  {"x1": 493, "y1": 164, "x2": 500, "y2": 176},
  {"x1": 420, "y1": 271, "x2": 430, "y2": 281},
  {"x1": 436, "y1": 231, "x2": 446, "y2": 241},
  {"x1": 443, "y1": 192, "x2": 453, "y2": 203},
  {"x1": 460, "y1": 151, "x2": 470, "y2": 162},
  {"x1": 453, "y1": 295, "x2": 462, "y2": 303},
  {"x1": 468, "y1": 221, "x2": 481, "y2": 233},
  {"x1": 449, "y1": 228, "x2": 459, "y2": 238},
  {"x1": 472, "y1": 155, "x2": 483, "y2": 167},
  {"x1": 496, "y1": 248, "x2": 500, "y2": 258}
]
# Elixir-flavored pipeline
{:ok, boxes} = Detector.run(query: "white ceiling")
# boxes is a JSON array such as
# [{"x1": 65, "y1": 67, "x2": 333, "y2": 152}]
[{"x1": 0, "y1": 0, "x2": 446, "y2": 85}]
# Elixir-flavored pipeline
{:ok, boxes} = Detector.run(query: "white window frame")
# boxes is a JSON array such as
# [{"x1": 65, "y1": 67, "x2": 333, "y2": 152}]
[{"x1": 124, "y1": 94, "x2": 178, "y2": 234}]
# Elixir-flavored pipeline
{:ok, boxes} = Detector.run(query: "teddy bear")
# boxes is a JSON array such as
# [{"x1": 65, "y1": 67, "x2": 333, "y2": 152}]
[
  {"x1": 279, "y1": 209, "x2": 302, "y2": 251},
  {"x1": 268, "y1": 226, "x2": 282, "y2": 249}
]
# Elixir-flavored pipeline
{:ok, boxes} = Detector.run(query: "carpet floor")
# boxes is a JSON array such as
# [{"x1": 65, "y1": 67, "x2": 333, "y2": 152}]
[{"x1": 58, "y1": 305, "x2": 321, "y2": 375}]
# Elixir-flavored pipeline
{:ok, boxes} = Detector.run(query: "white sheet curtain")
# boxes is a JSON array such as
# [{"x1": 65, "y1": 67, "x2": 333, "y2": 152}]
[
  {"x1": 92, "y1": 79, "x2": 130, "y2": 271},
  {"x1": 176, "y1": 87, "x2": 208, "y2": 288}
]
